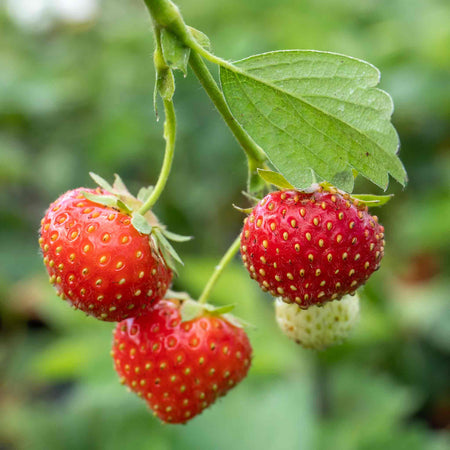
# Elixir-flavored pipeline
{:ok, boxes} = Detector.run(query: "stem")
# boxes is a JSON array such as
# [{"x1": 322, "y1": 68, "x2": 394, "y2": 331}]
[
  {"x1": 142, "y1": 0, "x2": 268, "y2": 191},
  {"x1": 138, "y1": 99, "x2": 176, "y2": 214},
  {"x1": 198, "y1": 235, "x2": 242, "y2": 304},
  {"x1": 189, "y1": 52, "x2": 266, "y2": 165}
]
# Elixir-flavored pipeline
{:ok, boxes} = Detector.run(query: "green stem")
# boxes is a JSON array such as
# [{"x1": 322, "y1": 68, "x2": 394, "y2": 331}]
[
  {"x1": 198, "y1": 235, "x2": 242, "y2": 304},
  {"x1": 142, "y1": 0, "x2": 268, "y2": 191},
  {"x1": 138, "y1": 98, "x2": 176, "y2": 214},
  {"x1": 188, "y1": 52, "x2": 266, "y2": 165}
]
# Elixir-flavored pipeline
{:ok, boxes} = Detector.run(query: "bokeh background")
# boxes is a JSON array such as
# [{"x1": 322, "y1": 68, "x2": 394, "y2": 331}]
[{"x1": 1, "y1": 0, "x2": 449, "y2": 449}]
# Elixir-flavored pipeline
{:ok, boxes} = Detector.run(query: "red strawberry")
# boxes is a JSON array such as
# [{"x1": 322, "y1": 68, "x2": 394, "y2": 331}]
[
  {"x1": 240, "y1": 186, "x2": 385, "y2": 308},
  {"x1": 39, "y1": 188, "x2": 172, "y2": 321},
  {"x1": 111, "y1": 299, "x2": 252, "y2": 424}
]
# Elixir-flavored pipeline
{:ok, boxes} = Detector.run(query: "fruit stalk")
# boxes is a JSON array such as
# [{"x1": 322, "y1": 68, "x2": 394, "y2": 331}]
[
  {"x1": 142, "y1": 0, "x2": 268, "y2": 192},
  {"x1": 198, "y1": 234, "x2": 242, "y2": 304},
  {"x1": 138, "y1": 98, "x2": 176, "y2": 215}
]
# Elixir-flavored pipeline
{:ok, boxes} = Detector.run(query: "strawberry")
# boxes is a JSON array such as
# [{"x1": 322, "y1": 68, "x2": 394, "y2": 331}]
[
  {"x1": 240, "y1": 186, "x2": 385, "y2": 308},
  {"x1": 275, "y1": 293, "x2": 360, "y2": 350},
  {"x1": 111, "y1": 299, "x2": 252, "y2": 424},
  {"x1": 39, "y1": 187, "x2": 172, "y2": 321}
]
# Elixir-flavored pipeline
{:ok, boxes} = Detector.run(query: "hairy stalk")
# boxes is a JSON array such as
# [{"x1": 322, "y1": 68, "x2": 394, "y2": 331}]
[
  {"x1": 138, "y1": 98, "x2": 176, "y2": 214},
  {"x1": 198, "y1": 235, "x2": 242, "y2": 304}
]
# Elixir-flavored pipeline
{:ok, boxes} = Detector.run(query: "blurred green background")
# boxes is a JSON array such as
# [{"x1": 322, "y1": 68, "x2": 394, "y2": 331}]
[{"x1": 1, "y1": 0, "x2": 449, "y2": 449}]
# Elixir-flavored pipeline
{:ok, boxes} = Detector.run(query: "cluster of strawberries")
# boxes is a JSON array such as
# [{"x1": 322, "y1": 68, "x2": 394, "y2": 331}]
[{"x1": 39, "y1": 182, "x2": 384, "y2": 423}]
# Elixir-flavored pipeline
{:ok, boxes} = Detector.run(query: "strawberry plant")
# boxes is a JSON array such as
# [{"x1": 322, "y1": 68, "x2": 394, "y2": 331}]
[{"x1": 38, "y1": 0, "x2": 407, "y2": 424}]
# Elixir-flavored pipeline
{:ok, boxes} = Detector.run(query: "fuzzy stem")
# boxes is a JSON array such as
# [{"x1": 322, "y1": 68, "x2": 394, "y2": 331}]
[
  {"x1": 138, "y1": 98, "x2": 176, "y2": 214},
  {"x1": 198, "y1": 235, "x2": 242, "y2": 304}
]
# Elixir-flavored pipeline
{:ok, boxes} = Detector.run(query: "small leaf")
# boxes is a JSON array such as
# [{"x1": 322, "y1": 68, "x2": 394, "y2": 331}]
[
  {"x1": 188, "y1": 26, "x2": 211, "y2": 51},
  {"x1": 161, "y1": 29, "x2": 190, "y2": 75},
  {"x1": 351, "y1": 193, "x2": 393, "y2": 207},
  {"x1": 180, "y1": 299, "x2": 204, "y2": 322},
  {"x1": 89, "y1": 172, "x2": 113, "y2": 191},
  {"x1": 220, "y1": 50, "x2": 407, "y2": 191},
  {"x1": 257, "y1": 169, "x2": 294, "y2": 190},
  {"x1": 112, "y1": 174, "x2": 129, "y2": 196},
  {"x1": 137, "y1": 186, "x2": 154, "y2": 203},
  {"x1": 157, "y1": 67, "x2": 175, "y2": 101},
  {"x1": 161, "y1": 229, "x2": 193, "y2": 242},
  {"x1": 131, "y1": 213, "x2": 153, "y2": 235},
  {"x1": 82, "y1": 192, "x2": 119, "y2": 209}
]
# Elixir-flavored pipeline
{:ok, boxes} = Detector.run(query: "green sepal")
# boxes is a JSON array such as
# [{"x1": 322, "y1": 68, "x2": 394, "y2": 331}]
[
  {"x1": 131, "y1": 213, "x2": 153, "y2": 235},
  {"x1": 257, "y1": 169, "x2": 294, "y2": 190},
  {"x1": 112, "y1": 173, "x2": 129, "y2": 196},
  {"x1": 137, "y1": 186, "x2": 154, "y2": 203},
  {"x1": 161, "y1": 229, "x2": 193, "y2": 242},
  {"x1": 351, "y1": 193, "x2": 394, "y2": 207},
  {"x1": 81, "y1": 191, "x2": 132, "y2": 214},
  {"x1": 165, "y1": 290, "x2": 192, "y2": 302},
  {"x1": 241, "y1": 190, "x2": 263, "y2": 204},
  {"x1": 89, "y1": 172, "x2": 113, "y2": 191},
  {"x1": 152, "y1": 227, "x2": 183, "y2": 275},
  {"x1": 179, "y1": 299, "x2": 237, "y2": 323},
  {"x1": 188, "y1": 26, "x2": 211, "y2": 51},
  {"x1": 180, "y1": 299, "x2": 204, "y2": 322},
  {"x1": 232, "y1": 204, "x2": 254, "y2": 214},
  {"x1": 205, "y1": 304, "x2": 236, "y2": 316},
  {"x1": 222, "y1": 313, "x2": 255, "y2": 329},
  {"x1": 161, "y1": 29, "x2": 190, "y2": 75}
]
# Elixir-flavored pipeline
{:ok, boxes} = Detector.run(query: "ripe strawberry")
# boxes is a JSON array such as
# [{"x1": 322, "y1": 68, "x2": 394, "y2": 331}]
[
  {"x1": 39, "y1": 188, "x2": 172, "y2": 321},
  {"x1": 240, "y1": 187, "x2": 385, "y2": 308},
  {"x1": 275, "y1": 293, "x2": 360, "y2": 350},
  {"x1": 111, "y1": 299, "x2": 252, "y2": 424}
]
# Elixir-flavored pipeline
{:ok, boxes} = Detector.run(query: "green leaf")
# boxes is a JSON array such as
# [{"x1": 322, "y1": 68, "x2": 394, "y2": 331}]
[
  {"x1": 188, "y1": 26, "x2": 211, "y2": 51},
  {"x1": 330, "y1": 170, "x2": 355, "y2": 192},
  {"x1": 161, "y1": 229, "x2": 193, "y2": 242},
  {"x1": 220, "y1": 50, "x2": 407, "y2": 191},
  {"x1": 131, "y1": 213, "x2": 152, "y2": 235},
  {"x1": 351, "y1": 193, "x2": 394, "y2": 207},
  {"x1": 257, "y1": 169, "x2": 294, "y2": 189},
  {"x1": 137, "y1": 186, "x2": 154, "y2": 203},
  {"x1": 89, "y1": 172, "x2": 113, "y2": 191},
  {"x1": 161, "y1": 29, "x2": 190, "y2": 75}
]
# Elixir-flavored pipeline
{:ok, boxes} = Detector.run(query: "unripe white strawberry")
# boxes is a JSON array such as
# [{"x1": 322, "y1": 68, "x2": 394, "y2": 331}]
[{"x1": 275, "y1": 293, "x2": 360, "y2": 350}]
